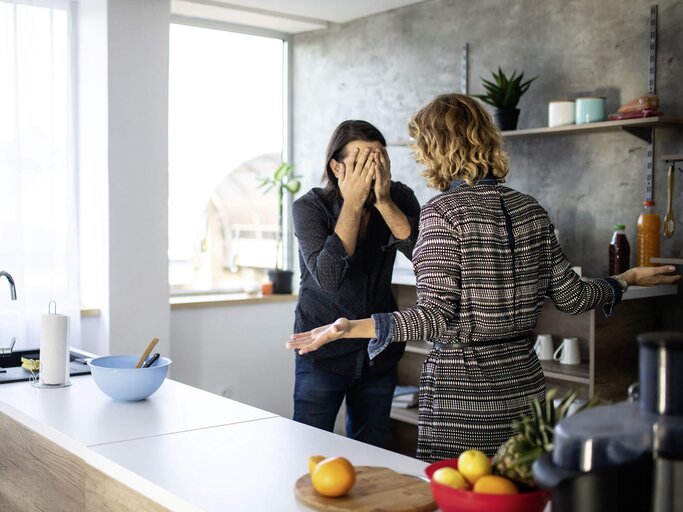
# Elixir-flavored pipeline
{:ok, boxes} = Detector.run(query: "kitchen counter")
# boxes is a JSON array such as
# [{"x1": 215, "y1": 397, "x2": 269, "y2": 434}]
[{"x1": 0, "y1": 374, "x2": 429, "y2": 511}]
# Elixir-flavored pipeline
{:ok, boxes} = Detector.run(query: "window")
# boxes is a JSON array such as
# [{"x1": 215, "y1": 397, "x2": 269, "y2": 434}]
[
  {"x1": 0, "y1": 0, "x2": 80, "y2": 349},
  {"x1": 168, "y1": 23, "x2": 286, "y2": 294}
]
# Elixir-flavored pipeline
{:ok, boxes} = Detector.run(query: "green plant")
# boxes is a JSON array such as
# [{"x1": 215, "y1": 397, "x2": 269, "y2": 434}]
[
  {"x1": 258, "y1": 162, "x2": 301, "y2": 270},
  {"x1": 492, "y1": 389, "x2": 603, "y2": 489},
  {"x1": 474, "y1": 68, "x2": 538, "y2": 110}
]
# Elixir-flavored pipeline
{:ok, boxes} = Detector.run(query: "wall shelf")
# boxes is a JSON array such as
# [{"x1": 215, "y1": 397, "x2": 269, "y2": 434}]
[
  {"x1": 540, "y1": 360, "x2": 591, "y2": 384},
  {"x1": 405, "y1": 340, "x2": 433, "y2": 355},
  {"x1": 390, "y1": 406, "x2": 419, "y2": 426},
  {"x1": 650, "y1": 257, "x2": 683, "y2": 265},
  {"x1": 387, "y1": 117, "x2": 683, "y2": 147},
  {"x1": 502, "y1": 116, "x2": 683, "y2": 143}
]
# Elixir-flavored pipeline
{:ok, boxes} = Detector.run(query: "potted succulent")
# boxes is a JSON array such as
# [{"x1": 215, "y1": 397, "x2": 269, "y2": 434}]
[
  {"x1": 258, "y1": 162, "x2": 301, "y2": 294},
  {"x1": 473, "y1": 67, "x2": 538, "y2": 131}
]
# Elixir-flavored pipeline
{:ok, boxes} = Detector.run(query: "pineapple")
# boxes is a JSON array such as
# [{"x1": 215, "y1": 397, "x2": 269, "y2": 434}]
[{"x1": 492, "y1": 389, "x2": 600, "y2": 489}]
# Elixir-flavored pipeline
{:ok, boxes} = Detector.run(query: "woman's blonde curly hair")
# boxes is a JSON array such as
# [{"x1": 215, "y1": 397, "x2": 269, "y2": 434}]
[{"x1": 408, "y1": 93, "x2": 509, "y2": 191}]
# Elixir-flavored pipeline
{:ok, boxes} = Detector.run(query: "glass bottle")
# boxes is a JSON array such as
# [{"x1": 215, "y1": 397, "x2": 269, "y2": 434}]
[
  {"x1": 609, "y1": 224, "x2": 630, "y2": 275},
  {"x1": 637, "y1": 201, "x2": 661, "y2": 267}
]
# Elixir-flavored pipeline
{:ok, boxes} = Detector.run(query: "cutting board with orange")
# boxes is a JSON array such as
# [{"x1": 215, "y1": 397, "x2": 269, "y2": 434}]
[{"x1": 295, "y1": 466, "x2": 437, "y2": 512}]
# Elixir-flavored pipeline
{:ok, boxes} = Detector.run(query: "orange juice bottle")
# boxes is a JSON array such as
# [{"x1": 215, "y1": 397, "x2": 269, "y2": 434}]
[{"x1": 637, "y1": 201, "x2": 660, "y2": 267}]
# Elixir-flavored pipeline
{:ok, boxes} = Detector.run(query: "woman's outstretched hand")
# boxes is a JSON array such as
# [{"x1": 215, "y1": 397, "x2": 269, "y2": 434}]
[
  {"x1": 286, "y1": 318, "x2": 351, "y2": 355},
  {"x1": 623, "y1": 265, "x2": 682, "y2": 286}
]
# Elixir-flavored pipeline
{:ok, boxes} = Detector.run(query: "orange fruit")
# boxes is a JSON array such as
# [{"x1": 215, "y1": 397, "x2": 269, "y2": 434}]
[
  {"x1": 472, "y1": 475, "x2": 519, "y2": 495},
  {"x1": 457, "y1": 449, "x2": 492, "y2": 485},
  {"x1": 311, "y1": 456, "x2": 356, "y2": 497},
  {"x1": 432, "y1": 467, "x2": 469, "y2": 490},
  {"x1": 307, "y1": 455, "x2": 326, "y2": 475}
]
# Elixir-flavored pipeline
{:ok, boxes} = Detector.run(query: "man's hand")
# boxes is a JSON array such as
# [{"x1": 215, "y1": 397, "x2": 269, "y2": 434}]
[
  {"x1": 338, "y1": 147, "x2": 374, "y2": 210},
  {"x1": 286, "y1": 318, "x2": 351, "y2": 355},
  {"x1": 373, "y1": 147, "x2": 392, "y2": 206}
]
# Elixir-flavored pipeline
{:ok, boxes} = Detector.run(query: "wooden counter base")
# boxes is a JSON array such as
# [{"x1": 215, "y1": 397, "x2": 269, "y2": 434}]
[{"x1": 0, "y1": 411, "x2": 168, "y2": 512}]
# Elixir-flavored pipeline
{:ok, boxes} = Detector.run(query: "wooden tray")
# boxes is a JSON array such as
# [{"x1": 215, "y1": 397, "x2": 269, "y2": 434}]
[{"x1": 295, "y1": 465, "x2": 436, "y2": 512}]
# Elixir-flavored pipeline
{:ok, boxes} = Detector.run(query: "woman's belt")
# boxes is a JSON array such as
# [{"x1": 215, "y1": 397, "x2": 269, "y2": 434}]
[{"x1": 432, "y1": 333, "x2": 530, "y2": 350}]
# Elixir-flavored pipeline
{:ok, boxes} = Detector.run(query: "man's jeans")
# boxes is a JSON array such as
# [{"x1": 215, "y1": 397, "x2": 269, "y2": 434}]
[{"x1": 293, "y1": 355, "x2": 396, "y2": 448}]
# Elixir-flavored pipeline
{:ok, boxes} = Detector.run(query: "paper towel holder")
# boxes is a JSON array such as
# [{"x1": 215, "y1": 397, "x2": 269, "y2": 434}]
[{"x1": 30, "y1": 300, "x2": 72, "y2": 389}]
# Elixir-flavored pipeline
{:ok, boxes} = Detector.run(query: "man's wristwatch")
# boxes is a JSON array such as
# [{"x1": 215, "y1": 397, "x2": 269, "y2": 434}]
[{"x1": 613, "y1": 274, "x2": 628, "y2": 293}]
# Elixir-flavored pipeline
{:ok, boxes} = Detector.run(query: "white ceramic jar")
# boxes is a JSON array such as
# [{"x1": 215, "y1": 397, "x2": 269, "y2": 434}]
[{"x1": 548, "y1": 100, "x2": 575, "y2": 127}]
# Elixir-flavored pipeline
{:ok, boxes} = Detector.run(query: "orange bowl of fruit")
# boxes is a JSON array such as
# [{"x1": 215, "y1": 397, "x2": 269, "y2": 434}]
[{"x1": 425, "y1": 452, "x2": 550, "y2": 512}]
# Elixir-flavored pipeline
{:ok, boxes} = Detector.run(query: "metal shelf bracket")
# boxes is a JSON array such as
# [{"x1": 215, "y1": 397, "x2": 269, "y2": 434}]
[{"x1": 621, "y1": 126, "x2": 653, "y2": 143}]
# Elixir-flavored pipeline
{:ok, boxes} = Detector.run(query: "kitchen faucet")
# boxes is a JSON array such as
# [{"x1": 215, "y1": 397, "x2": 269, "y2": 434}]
[
  {"x1": 0, "y1": 271, "x2": 17, "y2": 356},
  {"x1": 0, "y1": 271, "x2": 17, "y2": 300}
]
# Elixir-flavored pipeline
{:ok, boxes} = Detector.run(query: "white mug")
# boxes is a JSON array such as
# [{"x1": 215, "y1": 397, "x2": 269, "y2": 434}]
[
  {"x1": 534, "y1": 334, "x2": 554, "y2": 360},
  {"x1": 553, "y1": 397, "x2": 587, "y2": 416},
  {"x1": 567, "y1": 399, "x2": 587, "y2": 416},
  {"x1": 554, "y1": 336, "x2": 581, "y2": 365}
]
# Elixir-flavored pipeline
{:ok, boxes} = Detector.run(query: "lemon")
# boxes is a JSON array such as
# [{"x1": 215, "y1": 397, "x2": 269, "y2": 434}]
[
  {"x1": 432, "y1": 467, "x2": 469, "y2": 490},
  {"x1": 457, "y1": 449, "x2": 491, "y2": 485},
  {"x1": 307, "y1": 455, "x2": 326, "y2": 475}
]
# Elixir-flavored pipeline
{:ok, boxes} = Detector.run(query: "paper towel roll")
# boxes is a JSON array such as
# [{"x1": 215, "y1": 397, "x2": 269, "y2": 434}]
[{"x1": 40, "y1": 314, "x2": 69, "y2": 385}]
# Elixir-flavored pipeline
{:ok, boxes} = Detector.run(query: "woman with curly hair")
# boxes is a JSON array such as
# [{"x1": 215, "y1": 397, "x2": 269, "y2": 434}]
[{"x1": 286, "y1": 93, "x2": 681, "y2": 462}]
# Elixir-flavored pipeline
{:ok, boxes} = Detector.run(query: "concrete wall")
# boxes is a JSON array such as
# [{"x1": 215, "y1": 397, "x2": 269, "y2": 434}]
[{"x1": 292, "y1": 0, "x2": 683, "y2": 326}]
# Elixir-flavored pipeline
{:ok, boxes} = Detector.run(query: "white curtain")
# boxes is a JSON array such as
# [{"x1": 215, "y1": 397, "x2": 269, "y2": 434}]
[{"x1": 0, "y1": 0, "x2": 81, "y2": 352}]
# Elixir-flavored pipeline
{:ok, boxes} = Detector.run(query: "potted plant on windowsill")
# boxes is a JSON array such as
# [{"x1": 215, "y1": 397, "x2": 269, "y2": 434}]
[
  {"x1": 473, "y1": 68, "x2": 538, "y2": 131},
  {"x1": 258, "y1": 162, "x2": 301, "y2": 294}
]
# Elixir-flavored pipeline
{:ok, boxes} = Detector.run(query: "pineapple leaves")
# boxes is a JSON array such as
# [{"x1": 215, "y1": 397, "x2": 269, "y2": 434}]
[
  {"x1": 496, "y1": 388, "x2": 603, "y2": 489},
  {"x1": 473, "y1": 68, "x2": 538, "y2": 110},
  {"x1": 511, "y1": 389, "x2": 601, "y2": 460}
]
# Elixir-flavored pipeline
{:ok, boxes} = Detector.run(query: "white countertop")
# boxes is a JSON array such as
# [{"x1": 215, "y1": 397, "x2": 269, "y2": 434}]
[
  {"x1": 0, "y1": 374, "x2": 429, "y2": 511},
  {"x1": 0, "y1": 376, "x2": 276, "y2": 446},
  {"x1": 92, "y1": 416, "x2": 429, "y2": 511}
]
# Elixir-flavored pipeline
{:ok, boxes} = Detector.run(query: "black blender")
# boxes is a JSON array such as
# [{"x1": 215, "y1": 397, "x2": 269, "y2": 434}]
[{"x1": 533, "y1": 331, "x2": 683, "y2": 512}]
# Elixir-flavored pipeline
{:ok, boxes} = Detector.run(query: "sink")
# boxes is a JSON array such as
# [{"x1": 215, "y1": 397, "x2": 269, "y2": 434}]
[{"x1": 0, "y1": 349, "x2": 91, "y2": 384}]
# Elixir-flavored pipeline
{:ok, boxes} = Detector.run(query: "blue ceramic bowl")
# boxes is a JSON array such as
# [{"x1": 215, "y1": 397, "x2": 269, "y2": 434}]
[{"x1": 88, "y1": 355, "x2": 171, "y2": 401}]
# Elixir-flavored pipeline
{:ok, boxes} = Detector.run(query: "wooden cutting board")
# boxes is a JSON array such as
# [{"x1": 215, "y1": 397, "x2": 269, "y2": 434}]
[{"x1": 295, "y1": 466, "x2": 437, "y2": 512}]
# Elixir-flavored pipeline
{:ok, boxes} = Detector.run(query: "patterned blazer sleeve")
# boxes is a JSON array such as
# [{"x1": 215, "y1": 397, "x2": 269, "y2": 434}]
[
  {"x1": 390, "y1": 202, "x2": 461, "y2": 342},
  {"x1": 544, "y1": 223, "x2": 618, "y2": 315}
]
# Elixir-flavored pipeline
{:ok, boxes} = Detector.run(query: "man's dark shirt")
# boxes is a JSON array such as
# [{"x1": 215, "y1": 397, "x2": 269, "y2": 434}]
[{"x1": 292, "y1": 182, "x2": 420, "y2": 378}]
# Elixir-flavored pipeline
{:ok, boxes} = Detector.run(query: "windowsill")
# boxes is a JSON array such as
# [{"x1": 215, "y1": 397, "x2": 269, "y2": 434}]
[
  {"x1": 80, "y1": 293, "x2": 298, "y2": 316},
  {"x1": 80, "y1": 308, "x2": 101, "y2": 318},
  {"x1": 170, "y1": 292, "x2": 298, "y2": 309}
]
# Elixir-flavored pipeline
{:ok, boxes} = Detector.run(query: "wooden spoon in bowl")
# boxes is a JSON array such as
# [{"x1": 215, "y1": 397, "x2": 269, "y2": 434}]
[{"x1": 135, "y1": 337, "x2": 159, "y2": 368}]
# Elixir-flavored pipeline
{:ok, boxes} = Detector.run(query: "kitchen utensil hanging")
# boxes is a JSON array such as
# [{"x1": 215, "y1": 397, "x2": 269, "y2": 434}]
[
  {"x1": 662, "y1": 154, "x2": 683, "y2": 239},
  {"x1": 664, "y1": 163, "x2": 675, "y2": 238}
]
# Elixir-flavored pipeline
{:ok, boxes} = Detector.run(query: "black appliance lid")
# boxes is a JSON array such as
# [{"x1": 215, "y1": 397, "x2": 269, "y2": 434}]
[{"x1": 552, "y1": 402, "x2": 653, "y2": 472}]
